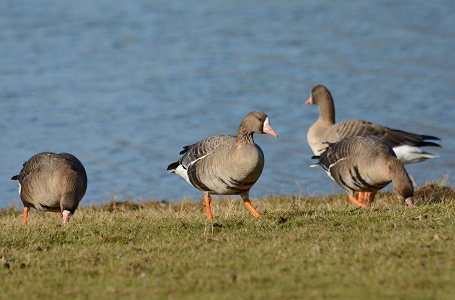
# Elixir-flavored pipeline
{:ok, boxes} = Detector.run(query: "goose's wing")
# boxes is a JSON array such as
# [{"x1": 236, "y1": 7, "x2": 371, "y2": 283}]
[
  {"x1": 330, "y1": 120, "x2": 440, "y2": 148},
  {"x1": 167, "y1": 135, "x2": 236, "y2": 171}
]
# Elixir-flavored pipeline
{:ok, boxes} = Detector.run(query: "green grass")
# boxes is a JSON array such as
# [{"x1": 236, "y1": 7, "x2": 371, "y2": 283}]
[{"x1": 1, "y1": 183, "x2": 455, "y2": 299}]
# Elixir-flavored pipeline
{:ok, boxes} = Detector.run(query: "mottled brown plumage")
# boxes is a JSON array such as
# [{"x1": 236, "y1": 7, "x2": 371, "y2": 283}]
[
  {"x1": 311, "y1": 136, "x2": 414, "y2": 207},
  {"x1": 167, "y1": 111, "x2": 278, "y2": 220},
  {"x1": 11, "y1": 152, "x2": 87, "y2": 224}
]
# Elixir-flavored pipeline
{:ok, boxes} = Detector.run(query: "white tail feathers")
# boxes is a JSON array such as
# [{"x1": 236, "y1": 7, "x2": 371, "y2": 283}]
[{"x1": 392, "y1": 145, "x2": 439, "y2": 165}]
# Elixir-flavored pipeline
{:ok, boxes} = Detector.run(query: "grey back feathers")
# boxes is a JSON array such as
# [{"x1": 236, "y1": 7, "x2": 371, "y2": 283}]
[
  {"x1": 312, "y1": 136, "x2": 414, "y2": 201},
  {"x1": 175, "y1": 135, "x2": 237, "y2": 171},
  {"x1": 11, "y1": 152, "x2": 87, "y2": 214},
  {"x1": 312, "y1": 136, "x2": 396, "y2": 172}
]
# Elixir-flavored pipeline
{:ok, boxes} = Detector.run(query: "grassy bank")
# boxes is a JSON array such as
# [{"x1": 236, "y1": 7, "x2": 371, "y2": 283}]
[{"x1": 1, "y1": 183, "x2": 455, "y2": 299}]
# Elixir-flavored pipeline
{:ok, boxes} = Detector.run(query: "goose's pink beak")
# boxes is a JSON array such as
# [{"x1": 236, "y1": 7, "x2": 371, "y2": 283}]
[
  {"x1": 263, "y1": 125, "x2": 278, "y2": 137},
  {"x1": 62, "y1": 211, "x2": 71, "y2": 224},
  {"x1": 405, "y1": 197, "x2": 415, "y2": 207},
  {"x1": 262, "y1": 117, "x2": 278, "y2": 137},
  {"x1": 305, "y1": 96, "x2": 313, "y2": 105}
]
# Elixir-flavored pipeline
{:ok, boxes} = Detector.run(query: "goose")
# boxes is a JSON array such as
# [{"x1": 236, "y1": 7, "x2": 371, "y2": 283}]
[
  {"x1": 306, "y1": 85, "x2": 441, "y2": 164},
  {"x1": 167, "y1": 111, "x2": 278, "y2": 220},
  {"x1": 11, "y1": 152, "x2": 87, "y2": 224},
  {"x1": 311, "y1": 136, "x2": 414, "y2": 208}
]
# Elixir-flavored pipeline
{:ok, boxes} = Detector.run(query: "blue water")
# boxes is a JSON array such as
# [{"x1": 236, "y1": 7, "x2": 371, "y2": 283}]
[{"x1": 1, "y1": 0, "x2": 454, "y2": 208}]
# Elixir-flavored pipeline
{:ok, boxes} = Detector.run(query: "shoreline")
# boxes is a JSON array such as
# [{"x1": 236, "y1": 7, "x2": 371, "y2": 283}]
[{"x1": 2, "y1": 182, "x2": 453, "y2": 215}]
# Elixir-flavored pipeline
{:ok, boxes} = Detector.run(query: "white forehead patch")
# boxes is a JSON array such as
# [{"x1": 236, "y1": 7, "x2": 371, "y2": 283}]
[{"x1": 263, "y1": 116, "x2": 270, "y2": 130}]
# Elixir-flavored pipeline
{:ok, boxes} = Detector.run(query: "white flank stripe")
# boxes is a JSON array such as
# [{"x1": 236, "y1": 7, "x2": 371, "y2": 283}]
[
  {"x1": 188, "y1": 153, "x2": 209, "y2": 168},
  {"x1": 328, "y1": 157, "x2": 349, "y2": 172},
  {"x1": 326, "y1": 157, "x2": 350, "y2": 182}
]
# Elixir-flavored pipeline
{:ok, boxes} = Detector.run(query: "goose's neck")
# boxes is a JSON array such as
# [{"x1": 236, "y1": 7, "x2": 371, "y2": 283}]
[
  {"x1": 236, "y1": 124, "x2": 254, "y2": 146},
  {"x1": 389, "y1": 158, "x2": 414, "y2": 199},
  {"x1": 317, "y1": 97, "x2": 335, "y2": 124}
]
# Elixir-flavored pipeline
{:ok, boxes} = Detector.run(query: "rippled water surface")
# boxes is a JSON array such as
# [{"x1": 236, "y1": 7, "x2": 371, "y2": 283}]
[{"x1": 1, "y1": 0, "x2": 454, "y2": 208}]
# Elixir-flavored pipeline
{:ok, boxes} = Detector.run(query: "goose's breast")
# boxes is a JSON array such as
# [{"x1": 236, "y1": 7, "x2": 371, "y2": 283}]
[
  {"x1": 221, "y1": 145, "x2": 264, "y2": 192},
  {"x1": 192, "y1": 145, "x2": 265, "y2": 195}
]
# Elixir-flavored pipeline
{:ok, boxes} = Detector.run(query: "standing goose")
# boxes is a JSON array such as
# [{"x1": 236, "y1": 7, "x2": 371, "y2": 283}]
[
  {"x1": 311, "y1": 136, "x2": 414, "y2": 208},
  {"x1": 167, "y1": 111, "x2": 278, "y2": 220},
  {"x1": 11, "y1": 152, "x2": 87, "y2": 224},
  {"x1": 306, "y1": 85, "x2": 441, "y2": 164}
]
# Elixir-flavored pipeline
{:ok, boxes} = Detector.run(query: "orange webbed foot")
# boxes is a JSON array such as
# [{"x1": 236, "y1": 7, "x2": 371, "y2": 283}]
[{"x1": 348, "y1": 195, "x2": 368, "y2": 208}]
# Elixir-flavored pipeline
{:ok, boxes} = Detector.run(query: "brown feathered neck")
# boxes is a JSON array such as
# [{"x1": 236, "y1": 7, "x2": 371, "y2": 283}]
[
  {"x1": 236, "y1": 121, "x2": 255, "y2": 146},
  {"x1": 388, "y1": 158, "x2": 414, "y2": 200},
  {"x1": 314, "y1": 87, "x2": 335, "y2": 124}
]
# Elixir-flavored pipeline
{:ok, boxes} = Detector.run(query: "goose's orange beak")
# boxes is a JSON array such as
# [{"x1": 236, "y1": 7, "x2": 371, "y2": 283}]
[{"x1": 305, "y1": 96, "x2": 313, "y2": 105}]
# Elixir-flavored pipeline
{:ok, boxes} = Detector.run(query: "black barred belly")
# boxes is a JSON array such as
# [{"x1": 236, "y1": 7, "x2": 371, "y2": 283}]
[
  {"x1": 213, "y1": 176, "x2": 257, "y2": 195},
  {"x1": 188, "y1": 167, "x2": 256, "y2": 195},
  {"x1": 334, "y1": 166, "x2": 389, "y2": 193},
  {"x1": 35, "y1": 201, "x2": 61, "y2": 212}
]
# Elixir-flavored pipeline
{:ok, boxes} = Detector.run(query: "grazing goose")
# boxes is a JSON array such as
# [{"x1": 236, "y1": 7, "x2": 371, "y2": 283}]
[
  {"x1": 306, "y1": 85, "x2": 441, "y2": 164},
  {"x1": 11, "y1": 152, "x2": 87, "y2": 224},
  {"x1": 167, "y1": 111, "x2": 278, "y2": 220},
  {"x1": 311, "y1": 136, "x2": 414, "y2": 208}
]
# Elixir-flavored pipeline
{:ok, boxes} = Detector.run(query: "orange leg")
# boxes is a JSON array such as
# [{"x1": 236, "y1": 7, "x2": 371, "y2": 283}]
[
  {"x1": 22, "y1": 207, "x2": 30, "y2": 224},
  {"x1": 204, "y1": 194, "x2": 213, "y2": 220},
  {"x1": 348, "y1": 195, "x2": 368, "y2": 208},
  {"x1": 243, "y1": 199, "x2": 260, "y2": 217},
  {"x1": 357, "y1": 192, "x2": 366, "y2": 203},
  {"x1": 366, "y1": 192, "x2": 375, "y2": 205}
]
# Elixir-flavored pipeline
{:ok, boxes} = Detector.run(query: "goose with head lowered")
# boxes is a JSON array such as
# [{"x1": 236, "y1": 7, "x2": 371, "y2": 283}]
[
  {"x1": 311, "y1": 136, "x2": 414, "y2": 208},
  {"x1": 11, "y1": 152, "x2": 87, "y2": 224},
  {"x1": 167, "y1": 111, "x2": 278, "y2": 220},
  {"x1": 306, "y1": 85, "x2": 441, "y2": 164}
]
